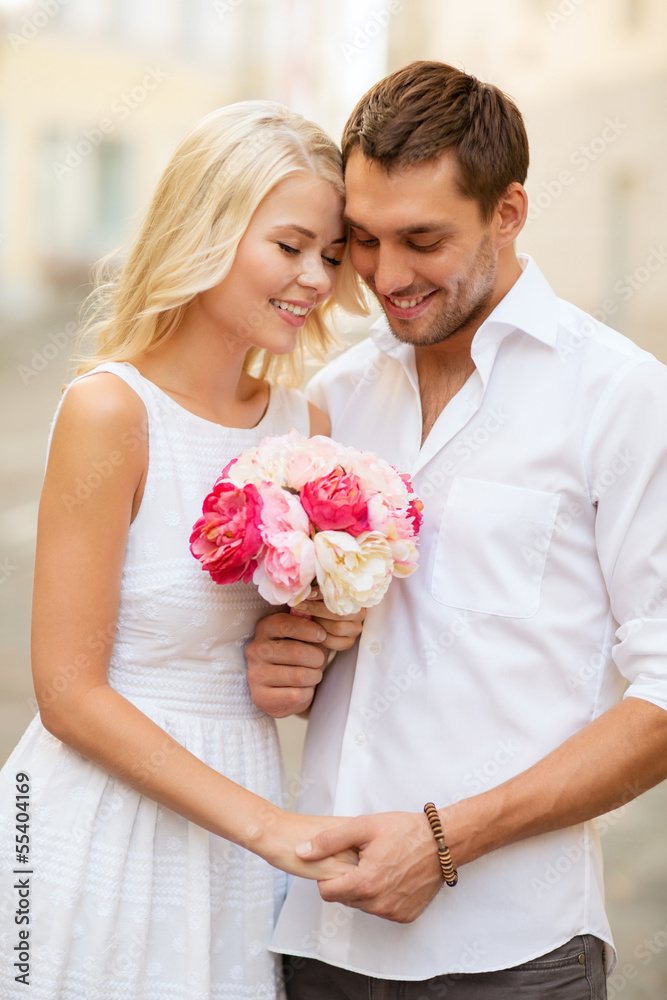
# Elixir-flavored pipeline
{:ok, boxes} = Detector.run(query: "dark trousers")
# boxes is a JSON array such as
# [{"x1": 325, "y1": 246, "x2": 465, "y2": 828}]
[{"x1": 284, "y1": 935, "x2": 607, "y2": 999}]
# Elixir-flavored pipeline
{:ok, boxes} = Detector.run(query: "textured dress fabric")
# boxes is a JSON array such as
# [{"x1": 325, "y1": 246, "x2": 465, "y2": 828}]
[{"x1": 0, "y1": 362, "x2": 310, "y2": 1000}]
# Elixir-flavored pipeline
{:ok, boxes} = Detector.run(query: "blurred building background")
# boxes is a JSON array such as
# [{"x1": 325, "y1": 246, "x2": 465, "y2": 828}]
[{"x1": 0, "y1": 1, "x2": 665, "y2": 995}]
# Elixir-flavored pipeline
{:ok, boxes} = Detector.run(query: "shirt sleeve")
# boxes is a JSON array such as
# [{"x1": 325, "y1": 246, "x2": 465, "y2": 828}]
[{"x1": 584, "y1": 359, "x2": 667, "y2": 711}]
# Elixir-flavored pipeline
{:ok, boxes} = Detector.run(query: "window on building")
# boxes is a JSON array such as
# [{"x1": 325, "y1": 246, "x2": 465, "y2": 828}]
[
  {"x1": 40, "y1": 131, "x2": 130, "y2": 285},
  {"x1": 95, "y1": 140, "x2": 130, "y2": 252}
]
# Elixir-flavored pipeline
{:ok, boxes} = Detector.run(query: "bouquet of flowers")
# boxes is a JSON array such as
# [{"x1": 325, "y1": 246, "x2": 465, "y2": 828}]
[{"x1": 189, "y1": 431, "x2": 423, "y2": 615}]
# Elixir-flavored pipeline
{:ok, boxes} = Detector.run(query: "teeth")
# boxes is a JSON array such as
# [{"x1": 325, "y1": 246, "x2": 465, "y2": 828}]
[
  {"x1": 390, "y1": 293, "x2": 429, "y2": 309},
  {"x1": 271, "y1": 299, "x2": 309, "y2": 316}
]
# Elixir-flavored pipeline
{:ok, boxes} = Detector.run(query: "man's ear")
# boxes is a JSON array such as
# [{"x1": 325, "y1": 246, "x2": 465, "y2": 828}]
[{"x1": 494, "y1": 182, "x2": 528, "y2": 249}]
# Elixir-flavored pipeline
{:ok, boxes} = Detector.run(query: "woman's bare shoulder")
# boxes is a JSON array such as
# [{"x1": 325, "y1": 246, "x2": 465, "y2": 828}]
[
  {"x1": 48, "y1": 372, "x2": 148, "y2": 478},
  {"x1": 58, "y1": 371, "x2": 146, "y2": 428}
]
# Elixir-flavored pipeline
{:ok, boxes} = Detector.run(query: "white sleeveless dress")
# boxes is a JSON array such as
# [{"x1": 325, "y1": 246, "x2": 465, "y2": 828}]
[{"x1": 0, "y1": 362, "x2": 310, "y2": 1000}]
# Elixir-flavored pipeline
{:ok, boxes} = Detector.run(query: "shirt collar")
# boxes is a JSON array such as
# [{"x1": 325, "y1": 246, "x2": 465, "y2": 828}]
[{"x1": 369, "y1": 254, "x2": 559, "y2": 358}]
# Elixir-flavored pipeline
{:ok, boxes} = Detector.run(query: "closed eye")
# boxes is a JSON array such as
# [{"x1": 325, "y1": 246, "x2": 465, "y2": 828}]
[
  {"x1": 322, "y1": 254, "x2": 343, "y2": 267},
  {"x1": 408, "y1": 241, "x2": 443, "y2": 252},
  {"x1": 351, "y1": 234, "x2": 378, "y2": 247},
  {"x1": 277, "y1": 242, "x2": 300, "y2": 255}
]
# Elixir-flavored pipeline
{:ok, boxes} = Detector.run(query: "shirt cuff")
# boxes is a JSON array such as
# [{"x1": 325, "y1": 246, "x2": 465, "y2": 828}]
[{"x1": 615, "y1": 618, "x2": 667, "y2": 711}]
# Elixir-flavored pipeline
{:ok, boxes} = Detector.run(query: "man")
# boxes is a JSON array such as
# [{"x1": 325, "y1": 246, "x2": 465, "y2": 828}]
[{"x1": 246, "y1": 62, "x2": 667, "y2": 998}]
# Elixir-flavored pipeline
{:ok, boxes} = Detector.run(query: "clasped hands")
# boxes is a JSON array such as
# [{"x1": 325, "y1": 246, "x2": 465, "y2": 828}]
[{"x1": 246, "y1": 597, "x2": 445, "y2": 923}]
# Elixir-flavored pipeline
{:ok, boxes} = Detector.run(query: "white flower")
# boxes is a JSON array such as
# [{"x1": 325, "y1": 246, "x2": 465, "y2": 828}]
[
  {"x1": 314, "y1": 530, "x2": 394, "y2": 614},
  {"x1": 225, "y1": 430, "x2": 302, "y2": 488}
]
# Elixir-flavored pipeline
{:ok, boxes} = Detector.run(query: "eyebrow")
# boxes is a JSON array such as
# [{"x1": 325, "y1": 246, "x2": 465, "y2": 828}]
[
  {"x1": 344, "y1": 216, "x2": 455, "y2": 238},
  {"x1": 274, "y1": 224, "x2": 346, "y2": 244}
]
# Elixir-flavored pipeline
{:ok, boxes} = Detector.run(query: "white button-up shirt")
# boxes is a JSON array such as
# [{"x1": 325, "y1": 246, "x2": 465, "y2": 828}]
[{"x1": 270, "y1": 255, "x2": 667, "y2": 980}]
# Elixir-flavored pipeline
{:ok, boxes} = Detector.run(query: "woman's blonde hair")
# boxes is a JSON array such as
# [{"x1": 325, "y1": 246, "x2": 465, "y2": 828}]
[{"x1": 75, "y1": 101, "x2": 368, "y2": 384}]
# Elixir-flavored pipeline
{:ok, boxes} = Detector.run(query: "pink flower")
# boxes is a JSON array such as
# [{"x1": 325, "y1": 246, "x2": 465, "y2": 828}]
[
  {"x1": 399, "y1": 472, "x2": 424, "y2": 532},
  {"x1": 284, "y1": 434, "x2": 346, "y2": 490},
  {"x1": 301, "y1": 466, "x2": 370, "y2": 536},
  {"x1": 189, "y1": 481, "x2": 264, "y2": 585},
  {"x1": 253, "y1": 484, "x2": 316, "y2": 605},
  {"x1": 191, "y1": 432, "x2": 424, "y2": 613},
  {"x1": 344, "y1": 449, "x2": 408, "y2": 508},
  {"x1": 220, "y1": 456, "x2": 238, "y2": 478}
]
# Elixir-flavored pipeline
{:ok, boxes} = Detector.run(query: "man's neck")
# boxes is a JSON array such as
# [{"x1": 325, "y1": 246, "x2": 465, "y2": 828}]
[{"x1": 415, "y1": 247, "x2": 522, "y2": 443}]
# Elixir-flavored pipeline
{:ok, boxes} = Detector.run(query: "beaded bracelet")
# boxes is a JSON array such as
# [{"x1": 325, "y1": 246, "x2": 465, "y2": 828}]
[{"x1": 424, "y1": 802, "x2": 458, "y2": 887}]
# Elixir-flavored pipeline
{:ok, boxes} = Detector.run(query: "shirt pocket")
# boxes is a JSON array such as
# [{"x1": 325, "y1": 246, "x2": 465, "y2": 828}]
[{"x1": 431, "y1": 476, "x2": 561, "y2": 618}]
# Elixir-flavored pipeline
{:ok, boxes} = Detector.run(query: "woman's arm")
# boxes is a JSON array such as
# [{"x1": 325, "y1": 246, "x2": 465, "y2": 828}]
[
  {"x1": 307, "y1": 401, "x2": 331, "y2": 437},
  {"x1": 32, "y1": 374, "x2": 355, "y2": 878}
]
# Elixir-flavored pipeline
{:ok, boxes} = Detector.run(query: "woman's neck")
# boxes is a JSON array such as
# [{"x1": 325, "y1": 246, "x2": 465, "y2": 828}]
[{"x1": 129, "y1": 304, "x2": 269, "y2": 428}]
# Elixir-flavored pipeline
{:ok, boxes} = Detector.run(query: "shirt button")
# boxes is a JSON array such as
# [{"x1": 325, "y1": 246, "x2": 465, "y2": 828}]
[
  {"x1": 398, "y1": 461, "x2": 410, "y2": 473},
  {"x1": 354, "y1": 733, "x2": 366, "y2": 746},
  {"x1": 369, "y1": 641, "x2": 382, "y2": 654}
]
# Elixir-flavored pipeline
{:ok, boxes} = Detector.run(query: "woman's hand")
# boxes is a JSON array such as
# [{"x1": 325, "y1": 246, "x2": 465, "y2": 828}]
[
  {"x1": 257, "y1": 810, "x2": 358, "y2": 881},
  {"x1": 291, "y1": 587, "x2": 366, "y2": 651}
]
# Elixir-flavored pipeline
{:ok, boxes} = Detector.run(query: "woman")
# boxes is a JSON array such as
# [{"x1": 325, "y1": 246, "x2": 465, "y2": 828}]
[{"x1": 0, "y1": 102, "x2": 367, "y2": 999}]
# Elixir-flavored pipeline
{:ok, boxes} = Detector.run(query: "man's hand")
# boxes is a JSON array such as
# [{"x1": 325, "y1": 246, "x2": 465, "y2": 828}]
[
  {"x1": 295, "y1": 812, "x2": 444, "y2": 923},
  {"x1": 246, "y1": 612, "x2": 328, "y2": 718},
  {"x1": 247, "y1": 595, "x2": 365, "y2": 719},
  {"x1": 293, "y1": 596, "x2": 366, "y2": 652}
]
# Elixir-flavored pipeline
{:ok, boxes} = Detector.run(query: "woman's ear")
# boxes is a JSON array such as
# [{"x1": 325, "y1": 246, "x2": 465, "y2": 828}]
[{"x1": 494, "y1": 182, "x2": 528, "y2": 249}]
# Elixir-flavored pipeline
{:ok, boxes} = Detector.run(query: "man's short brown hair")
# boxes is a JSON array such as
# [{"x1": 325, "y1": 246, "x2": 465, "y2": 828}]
[{"x1": 341, "y1": 61, "x2": 529, "y2": 220}]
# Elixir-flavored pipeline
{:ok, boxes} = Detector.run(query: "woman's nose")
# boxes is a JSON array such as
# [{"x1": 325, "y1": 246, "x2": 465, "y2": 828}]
[{"x1": 297, "y1": 253, "x2": 333, "y2": 297}]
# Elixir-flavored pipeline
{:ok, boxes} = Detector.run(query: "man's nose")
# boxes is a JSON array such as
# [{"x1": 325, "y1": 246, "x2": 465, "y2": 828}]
[{"x1": 373, "y1": 246, "x2": 415, "y2": 297}]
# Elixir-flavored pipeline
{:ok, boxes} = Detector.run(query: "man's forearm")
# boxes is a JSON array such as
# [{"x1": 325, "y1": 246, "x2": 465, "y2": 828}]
[{"x1": 444, "y1": 696, "x2": 667, "y2": 867}]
